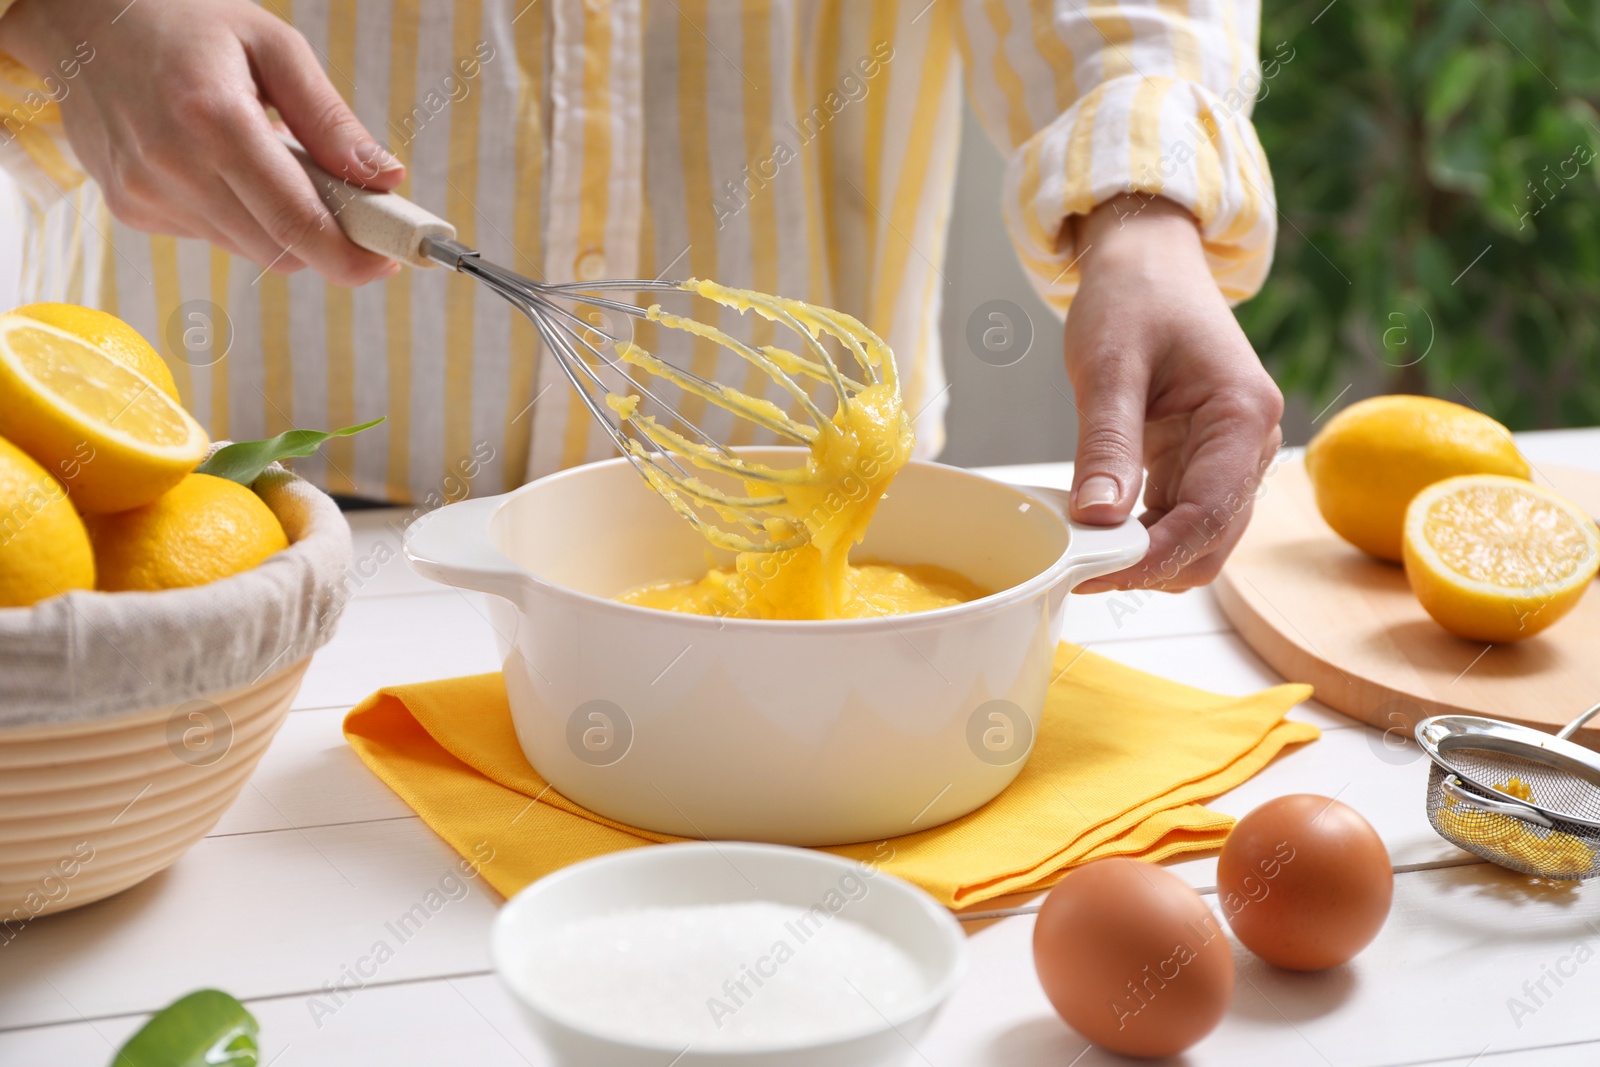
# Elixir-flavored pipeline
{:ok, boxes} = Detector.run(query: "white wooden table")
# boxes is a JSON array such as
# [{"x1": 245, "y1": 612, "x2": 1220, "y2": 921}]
[{"x1": 4, "y1": 428, "x2": 1598, "y2": 1067}]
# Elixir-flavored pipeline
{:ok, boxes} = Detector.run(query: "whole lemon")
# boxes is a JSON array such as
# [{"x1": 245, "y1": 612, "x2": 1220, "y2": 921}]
[
  {"x1": 11, "y1": 303, "x2": 180, "y2": 400},
  {"x1": 84, "y1": 473, "x2": 288, "y2": 592},
  {"x1": 0, "y1": 435, "x2": 95, "y2": 606},
  {"x1": 1305, "y1": 396, "x2": 1529, "y2": 562}
]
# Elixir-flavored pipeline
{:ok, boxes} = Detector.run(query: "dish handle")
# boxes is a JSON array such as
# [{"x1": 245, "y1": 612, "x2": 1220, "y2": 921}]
[
  {"x1": 403, "y1": 495, "x2": 528, "y2": 601},
  {"x1": 1062, "y1": 517, "x2": 1150, "y2": 590},
  {"x1": 1021, "y1": 484, "x2": 1150, "y2": 590}
]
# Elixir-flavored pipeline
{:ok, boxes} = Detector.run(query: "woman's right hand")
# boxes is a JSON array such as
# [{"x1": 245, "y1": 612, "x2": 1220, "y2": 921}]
[{"x1": 0, "y1": 0, "x2": 403, "y2": 285}]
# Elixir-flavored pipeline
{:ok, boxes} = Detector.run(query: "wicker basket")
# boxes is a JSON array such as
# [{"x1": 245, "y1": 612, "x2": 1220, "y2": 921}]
[
  {"x1": 0, "y1": 659, "x2": 310, "y2": 921},
  {"x1": 0, "y1": 458, "x2": 351, "y2": 923}
]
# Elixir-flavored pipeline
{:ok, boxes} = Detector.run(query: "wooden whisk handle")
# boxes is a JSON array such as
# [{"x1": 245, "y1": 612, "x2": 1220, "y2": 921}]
[{"x1": 283, "y1": 137, "x2": 457, "y2": 269}]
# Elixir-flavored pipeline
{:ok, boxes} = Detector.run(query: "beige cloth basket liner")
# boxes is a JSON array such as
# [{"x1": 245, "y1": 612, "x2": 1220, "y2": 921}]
[{"x1": 0, "y1": 461, "x2": 353, "y2": 728}]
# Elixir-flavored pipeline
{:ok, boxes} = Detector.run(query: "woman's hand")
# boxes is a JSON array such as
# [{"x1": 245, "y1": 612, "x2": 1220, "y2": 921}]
[
  {"x1": 1064, "y1": 194, "x2": 1284, "y2": 592},
  {"x1": 0, "y1": 0, "x2": 402, "y2": 284}
]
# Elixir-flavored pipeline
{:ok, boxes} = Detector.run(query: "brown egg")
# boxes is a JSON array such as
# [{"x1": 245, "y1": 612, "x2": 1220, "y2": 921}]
[
  {"x1": 1033, "y1": 858, "x2": 1234, "y2": 1058},
  {"x1": 1218, "y1": 794, "x2": 1392, "y2": 971}
]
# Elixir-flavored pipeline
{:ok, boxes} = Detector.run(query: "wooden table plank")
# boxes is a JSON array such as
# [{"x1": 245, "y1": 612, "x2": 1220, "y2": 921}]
[
  {"x1": 1067, "y1": 586, "x2": 1234, "y2": 645},
  {"x1": 210, "y1": 707, "x2": 416, "y2": 837},
  {"x1": 1514, "y1": 428, "x2": 1600, "y2": 474},
  {"x1": 0, "y1": 820, "x2": 498, "y2": 1029},
  {"x1": 293, "y1": 590, "x2": 501, "y2": 711},
  {"x1": 344, "y1": 509, "x2": 457, "y2": 601},
  {"x1": 0, "y1": 976, "x2": 551, "y2": 1067}
]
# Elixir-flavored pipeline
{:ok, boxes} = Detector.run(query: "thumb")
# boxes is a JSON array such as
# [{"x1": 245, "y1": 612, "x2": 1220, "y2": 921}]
[
  {"x1": 1067, "y1": 359, "x2": 1146, "y2": 524},
  {"x1": 250, "y1": 20, "x2": 405, "y2": 190}
]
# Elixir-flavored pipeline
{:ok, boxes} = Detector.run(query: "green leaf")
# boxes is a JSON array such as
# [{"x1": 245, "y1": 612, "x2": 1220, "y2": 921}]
[
  {"x1": 1426, "y1": 124, "x2": 1494, "y2": 197},
  {"x1": 111, "y1": 989, "x2": 258, "y2": 1067},
  {"x1": 196, "y1": 417, "x2": 385, "y2": 486},
  {"x1": 1425, "y1": 49, "x2": 1487, "y2": 128}
]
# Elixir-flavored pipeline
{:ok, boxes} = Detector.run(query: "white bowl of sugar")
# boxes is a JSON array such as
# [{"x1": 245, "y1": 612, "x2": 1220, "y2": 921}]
[{"x1": 491, "y1": 842, "x2": 967, "y2": 1066}]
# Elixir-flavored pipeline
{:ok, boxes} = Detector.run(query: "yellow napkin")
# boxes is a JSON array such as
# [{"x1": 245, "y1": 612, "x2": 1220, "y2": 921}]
[{"x1": 344, "y1": 643, "x2": 1317, "y2": 910}]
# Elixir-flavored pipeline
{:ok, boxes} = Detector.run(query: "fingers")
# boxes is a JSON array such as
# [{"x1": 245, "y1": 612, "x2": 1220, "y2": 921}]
[
  {"x1": 185, "y1": 220, "x2": 254, "y2": 265},
  {"x1": 218, "y1": 102, "x2": 401, "y2": 286},
  {"x1": 98, "y1": 180, "x2": 286, "y2": 267},
  {"x1": 1066, "y1": 346, "x2": 1151, "y2": 525},
  {"x1": 1138, "y1": 413, "x2": 1190, "y2": 516},
  {"x1": 190, "y1": 180, "x2": 310, "y2": 273},
  {"x1": 246, "y1": 16, "x2": 405, "y2": 190},
  {"x1": 1082, "y1": 381, "x2": 1284, "y2": 593}
]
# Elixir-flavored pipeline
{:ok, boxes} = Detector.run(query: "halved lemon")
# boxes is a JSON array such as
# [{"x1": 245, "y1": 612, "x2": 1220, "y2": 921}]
[
  {"x1": 0, "y1": 314, "x2": 208, "y2": 513},
  {"x1": 1403, "y1": 474, "x2": 1600, "y2": 643},
  {"x1": 11, "y1": 302, "x2": 181, "y2": 400}
]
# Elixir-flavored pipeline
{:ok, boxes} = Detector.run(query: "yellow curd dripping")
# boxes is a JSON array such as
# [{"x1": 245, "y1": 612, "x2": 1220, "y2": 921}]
[{"x1": 609, "y1": 280, "x2": 984, "y2": 620}]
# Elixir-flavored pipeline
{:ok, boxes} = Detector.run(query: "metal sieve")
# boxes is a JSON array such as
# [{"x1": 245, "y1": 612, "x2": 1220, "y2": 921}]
[{"x1": 1415, "y1": 702, "x2": 1600, "y2": 880}]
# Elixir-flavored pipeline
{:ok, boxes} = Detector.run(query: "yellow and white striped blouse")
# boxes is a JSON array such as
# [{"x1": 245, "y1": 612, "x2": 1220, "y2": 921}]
[{"x1": 0, "y1": 0, "x2": 1274, "y2": 505}]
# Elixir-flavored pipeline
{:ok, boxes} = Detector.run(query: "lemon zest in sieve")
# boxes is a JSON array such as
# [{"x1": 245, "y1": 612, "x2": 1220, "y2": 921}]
[{"x1": 1437, "y1": 779, "x2": 1595, "y2": 877}]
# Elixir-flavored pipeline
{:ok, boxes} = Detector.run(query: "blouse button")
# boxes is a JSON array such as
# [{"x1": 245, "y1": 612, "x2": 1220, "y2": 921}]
[{"x1": 574, "y1": 249, "x2": 607, "y2": 282}]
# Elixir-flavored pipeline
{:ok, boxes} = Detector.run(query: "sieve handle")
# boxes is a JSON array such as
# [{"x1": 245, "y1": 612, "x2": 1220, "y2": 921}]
[
  {"x1": 1442, "y1": 774, "x2": 1554, "y2": 828},
  {"x1": 1555, "y1": 700, "x2": 1600, "y2": 741},
  {"x1": 281, "y1": 136, "x2": 457, "y2": 269}
]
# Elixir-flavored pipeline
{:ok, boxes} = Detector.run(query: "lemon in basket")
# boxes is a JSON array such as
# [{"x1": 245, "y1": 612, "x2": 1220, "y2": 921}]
[
  {"x1": 11, "y1": 302, "x2": 180, "y2": 400},
  {"x1": 0, "y1": 435, "x2": 95, "y2": 606},
  {"x1": 1306, "y1": 396, "x2": 1529, "y2": 561},
  {"x1": 84, "y1": 473, "x2": 288, "y2": 592},
  {"x1": 1403, "y1": 474, "x2": 1599, "y2": 642},
  {"x1": 0, "y1": 313, "x2": 208, "y2": 513}
]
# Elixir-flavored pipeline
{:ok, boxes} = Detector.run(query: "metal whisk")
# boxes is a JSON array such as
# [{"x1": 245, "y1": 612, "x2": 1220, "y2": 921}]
[
  {"x1": 291, "y1": 142, "x2": 889, "y2": 553},
  {"x1": 1415, "y1": 702, "x2": 1600, "y2": 880}
]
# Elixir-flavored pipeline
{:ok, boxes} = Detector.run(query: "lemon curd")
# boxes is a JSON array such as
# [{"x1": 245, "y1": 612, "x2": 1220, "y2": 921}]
[
  {"x1": 611, "y1": 281, "x2": 985, "y2": 620},
  {"x1": 621, "y1": 560, "x2": 989, "y2": 619}
]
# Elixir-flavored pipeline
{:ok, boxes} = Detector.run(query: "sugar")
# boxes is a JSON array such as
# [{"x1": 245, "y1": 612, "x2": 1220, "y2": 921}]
[{"x1": 517, "y1": 900, "x2": 928, "y2": 1048}]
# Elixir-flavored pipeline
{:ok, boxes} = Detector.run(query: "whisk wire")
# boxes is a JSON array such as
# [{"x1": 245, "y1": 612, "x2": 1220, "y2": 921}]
[
  {"x1": 420, "y1": 235, "x2": 879, "y2": 553},
  {"x1": 641, "y1": 310, "x2": 830, "y2": 435}
]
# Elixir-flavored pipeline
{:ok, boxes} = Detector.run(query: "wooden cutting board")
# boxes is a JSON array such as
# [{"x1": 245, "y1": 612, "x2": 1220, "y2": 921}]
[{"x1": 1215, "y1": 459, "x2": 1600, "y2": 746}]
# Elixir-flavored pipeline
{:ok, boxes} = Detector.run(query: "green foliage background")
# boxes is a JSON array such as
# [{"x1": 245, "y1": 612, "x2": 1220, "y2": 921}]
[{"x1": 1239, "y1": 0, "x2": 1600, "y2": 428}]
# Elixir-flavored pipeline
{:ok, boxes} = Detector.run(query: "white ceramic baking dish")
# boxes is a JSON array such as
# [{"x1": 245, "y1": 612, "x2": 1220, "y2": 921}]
[{"x1": 405, "y1": 450, "x2": 1146, "y2": 845}]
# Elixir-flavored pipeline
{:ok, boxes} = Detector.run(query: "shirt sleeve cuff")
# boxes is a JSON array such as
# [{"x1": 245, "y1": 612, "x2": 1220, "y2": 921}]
[
  {"x1": 1001, "y1": 73, "x2": 1278, "y2": 313},
  {"x1": 0, "y1": 48, "x2": 89, "y2": 204}
]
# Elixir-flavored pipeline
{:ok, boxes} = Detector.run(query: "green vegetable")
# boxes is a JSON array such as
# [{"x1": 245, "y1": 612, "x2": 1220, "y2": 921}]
[
  {"x1": 110, "y1": 989, "x2": 258, "y2": 1067},
  {"x1": 197, "y1": 417, "x2": 384, "y2": 486},
  {"x1": 1241, "y1": 0, "x2": 1600, "y2": 429}
]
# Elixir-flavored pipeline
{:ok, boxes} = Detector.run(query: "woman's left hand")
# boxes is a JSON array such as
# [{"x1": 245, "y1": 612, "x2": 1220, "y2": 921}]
[{"x1": 1062, "y1": 194, "x2": 1285, "y2": 593}]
